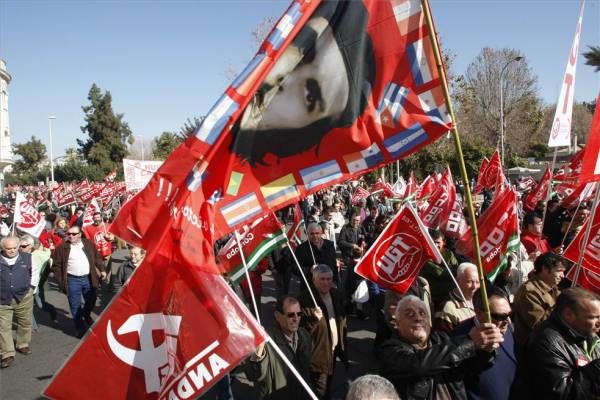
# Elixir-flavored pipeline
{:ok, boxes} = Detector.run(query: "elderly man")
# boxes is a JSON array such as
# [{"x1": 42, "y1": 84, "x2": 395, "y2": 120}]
[
  {"x1": 52, "y1": 225, "x2": 105, "y2": 338},
  {"x1": 513, "y1": 252, "x2": 565, "y2": 349},
  {"x1": 525, "y1": 288, "x2": 600, "y2": 399},
  {"x1": 435, "y1": 262, "x2": 479, "y2": 332},
  {"x1": 246, "y1": 295, "x2": 313, "y2": 400},
  {"x1": 379, "y1": 295, "x2": 503, "y2": 400},
  {"x1": 451, "y1": 288, "x2": 517, "y2": 400},
  {"x1": 299, "y1": 264, "x2": 346, "y2": 399},
  {"x1": 346, "y1": 374, "x2": 399, "y2": 400},
  {"x1": 0, "y1": 236, "x2": 39, "y2": 368},
  {"x1": 295, "y1": 223, "x2": 338, "y2": 284}
]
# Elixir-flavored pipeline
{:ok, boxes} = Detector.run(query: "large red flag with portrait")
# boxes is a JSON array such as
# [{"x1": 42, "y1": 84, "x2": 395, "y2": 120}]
[
  {"x1": 110, "y1": 0, "x2": 452, "y2": 261},
  {"x1": 43, "y1": 253, "x2": 265, "y2": 400},
  {"x1": 562, "y1": 202, "x2": 600, "y2": 275},
  {"x1": 354, "y1": 204, "x2": 440, "y2": 294}
]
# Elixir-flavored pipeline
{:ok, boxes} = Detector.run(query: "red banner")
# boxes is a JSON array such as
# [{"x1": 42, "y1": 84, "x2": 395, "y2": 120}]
[
  {"x1": 419, "y1": 167, "x2": 456, "y2": 229},
  {"x1": 351, "y1": 186, "x2": 371, "y2": 206},
  {"x1": 43, "y1": 253, "x2": 265, "y2": 400},
  {"x1": 474, "y1": 156, "x2": 489, "y2": 193},
  {"x1": 563, "y1": 203, "x2": 600, "y2": 275},
  {"x1": 566, "y1": 265, "x2": 600, "y2": 296},
  {"x1": 111, "y1": 0, "x2": 452, "y2": 259},
  {"x1": 457, "y1": 188, "x2": 520, "y2": 280},
  {"x1": 477, "y1": 151, "x2": 502, "y2": 193},
  {"x1": 354, "y1": 204, "x2": 440, "y2": 294},
  {"x1": 579, "y1": 94, "x2": 600, "y2": 184},
  {"x1": 524, "y1": 165, "x2": 551, "y2": 212}
]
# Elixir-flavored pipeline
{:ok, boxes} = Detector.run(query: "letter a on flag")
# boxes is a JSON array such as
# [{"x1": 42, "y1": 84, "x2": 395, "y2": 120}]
[
  {"x1": 43, "y1": 253, "x2": 265, "y2": 400},
  {"x1": 355, "y1": 204, "x2": 440, "y2": 294}
]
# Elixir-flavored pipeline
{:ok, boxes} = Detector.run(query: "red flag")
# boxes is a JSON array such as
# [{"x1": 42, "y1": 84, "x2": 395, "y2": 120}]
[
  {"x1": 104, "y1": 170, "x2": 117, "y2": 183},
  {"x1": 563, "y1": 203, "x2": 600, "y2": 275},
  {"x1": 370, "y1": 178, "x2": 395, "y2": 199},
  {"x1": 111, "y1": 0, "x2": 452, "y2": 257},
  {"x1": 419, "y1": 167, "x2": 456, "y2": 229},
  {"x1": 440, "y1": 197, "x2": 468, "y2": 240},
  {"x1": 517, "y1": 176, "x2": 537, "y2": 191},
  {"x1": 478, "y1": 151, "x2": 503, "y2": 193},
  {"x1": 14, "y1": 191, "x2": 45, "y2": 237},
  {"x1": 404, "y1": 172, "x2": 418, "y2": 199},
  {"x1": 354, "y1": 204, "x2": 440, "y2": 294},
  {"x1": 474, "y1": 156, "x2": 490, "y2": 193},
  {"x1": 82, "y1": 198, "x2": 101, "y2": 227},
  {"x1": 560, "y1": 181, "x2": 595, "y2": 209},
  {"x1": 286, "y1": 203, "x2": 307, "y2": 247},
  {"x1": 524, "y1": 166, "x2": 551, "y2": 212},
  {"x1": 43, "y1": 253, "x2": 265, "y2": 400},
  {"x1": 417, "y1": 174, "x2": 436, "y2": 200},
  {"x1": 566, "y1": 265, "x2": 600, "y2": 296},
  {"x1": 351, "y1": 186, "x2": 371, "y2": 206},
  {"x1": 457, "y1": 188, "x2": 520, "y2": 281},
  {"x1": 579, "y1": 94, "x2": 600, "y2": 183}
]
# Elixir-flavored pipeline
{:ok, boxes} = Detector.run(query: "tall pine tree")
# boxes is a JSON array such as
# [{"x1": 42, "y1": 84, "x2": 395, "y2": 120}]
[{"x1": 78, "y1": 83, "x2": 133, "y2": 174}]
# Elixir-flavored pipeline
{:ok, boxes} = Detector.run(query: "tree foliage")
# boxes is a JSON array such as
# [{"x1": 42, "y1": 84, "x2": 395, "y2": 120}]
[
  {"x1": 12, "y1": 136, "x2": 47, "y2": 175},
  {"x1": 584, "y1": 45, "x2": 600, "y2": 72},
  {"x1": 153, "y1": 131, "x2": 182, "y2": 160},
  {"x1": 54, "y1": 159, "x2": 104, "y2": 182},
  {"x1": 78, "y1": 83, "x2": 133, "y2": 174}
]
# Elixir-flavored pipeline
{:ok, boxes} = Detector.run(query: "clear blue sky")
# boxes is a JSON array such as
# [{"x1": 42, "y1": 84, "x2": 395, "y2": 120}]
[{"x1": 1, "y1": 0, "x2": 599, "y2": 159}]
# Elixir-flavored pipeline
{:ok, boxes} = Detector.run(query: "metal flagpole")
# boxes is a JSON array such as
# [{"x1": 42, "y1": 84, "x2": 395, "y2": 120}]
[
  {"x1": 541, "y1": 153, "x2": 558, "y2": 232},
  {"x1": 421, "y1": 0, "x2": 491, "y2": 322},
  {"x1": 560, "y1": 199, "x2": 583, "y2": 247},
  {"x1": 234, "y1": 231, "x2": 261, "y2": 324},
  {"x1": 571, "y1": 182, "x2": 599, "y2": 287},
  {"x1": 285, "y1": 239, "x2": 319, "y2": 308}
]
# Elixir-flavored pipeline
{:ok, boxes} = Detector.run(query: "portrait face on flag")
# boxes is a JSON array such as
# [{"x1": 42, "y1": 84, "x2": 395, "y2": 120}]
[{"x1": 231, "y1": 0, "x2": 375, "y2": 166}]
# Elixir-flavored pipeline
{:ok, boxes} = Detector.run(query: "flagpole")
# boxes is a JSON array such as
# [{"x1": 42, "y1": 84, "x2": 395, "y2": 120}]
[
  {"x1": 571, "y1": 182, "x2": 599, "y2": 287},
  {"x1": 541, "y1": 156, "x2": 557, "y2": 231},
  {"x1": 264, "y1": 336, "x2": 318, "y2": 400},
  {"x1": 234, "y1": 231, "x2": 262, "y2": 324},
  {"x1": 421, "y1": 0, "x2": 491, "y2": 322},
  {"x1": 559, "y1": 199, "x2": 583, "y2": 247},
  {"x1": 285, "y1": 239, "x2": 319, "y2": 309}
]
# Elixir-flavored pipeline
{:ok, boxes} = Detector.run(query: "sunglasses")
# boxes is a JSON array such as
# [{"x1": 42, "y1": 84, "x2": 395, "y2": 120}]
[
  {"x1": 20, "y1": 244, "x2": 32, "y2": 248},
  {"x1": 286, "y1": 312, "x2": 302, "y2": 319},
  {"x1": 490, "y1": 312, "x2": 512, "y2": 322},
  {"x1": 67, "y1": 232, "x2": 80, "y2": 236}
]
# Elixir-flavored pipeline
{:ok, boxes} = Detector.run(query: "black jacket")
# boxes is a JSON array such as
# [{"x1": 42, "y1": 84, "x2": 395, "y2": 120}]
[
  {"x1": 525, "y1": 311, "x2": 600, "y2": 400},
  {"x1": 379, "y1": 331, "x2": 492, "y2": 400},
  {"x1": 294, "y1": 239, "x2": 338, "y2": 283}
]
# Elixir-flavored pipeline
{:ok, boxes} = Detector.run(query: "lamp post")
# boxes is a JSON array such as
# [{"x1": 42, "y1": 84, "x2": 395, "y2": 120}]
[
  {"x1": 499, "y1": 56, "x2": 523, "y2": 167},
  {"x1": 48, "y1": 116, "x2": 56, "y2": 183}
]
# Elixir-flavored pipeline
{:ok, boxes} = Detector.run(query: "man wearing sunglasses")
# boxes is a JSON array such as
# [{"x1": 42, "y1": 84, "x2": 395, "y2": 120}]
[
  {"x1": 52, "y1": 226, "x2": 106, "y2": 338},
  {"x1": 450, "y1": 288, "x2": 517, "y2": 400},
  {"x1": 246, "y1": 295, "x2": 313, "y2": 400}
]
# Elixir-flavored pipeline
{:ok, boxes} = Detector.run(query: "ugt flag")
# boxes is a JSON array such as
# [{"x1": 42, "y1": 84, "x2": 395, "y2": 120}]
[
  {"x1": 579, "y1": 94, "x2": 600, "y2": 183},
  {"x1": 217, "y1": 213, "x2": 287, "y2": 284},
  {"x1": 457, "y1": 188, "x2": 520, "y2": 282},
  {"x1": 14, "y1": 191, "x2": 45, "y2": 238},
  {"x1": 111, "y1": 0, "x2": 452, "y2": 260},
  {"x1": 354, "y1": 203, "x2": 440, "y2": 294},
  {"x1": 563, "y1": 201, "x2": 600, "y2": 275},
  {"x1": 43, "y1": 253, "x2": 265, "y2": 400}
]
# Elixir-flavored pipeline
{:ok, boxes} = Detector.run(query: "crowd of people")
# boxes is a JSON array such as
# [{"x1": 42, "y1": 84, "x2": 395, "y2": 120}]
[{"x1": 0, "y1": 178, "x2": 599, "y2": 399}]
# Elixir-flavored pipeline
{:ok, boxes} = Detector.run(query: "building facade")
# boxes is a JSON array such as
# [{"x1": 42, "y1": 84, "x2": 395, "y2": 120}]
[{"x1": 0, "y1": 59, "x2": 13, "y2": 190}]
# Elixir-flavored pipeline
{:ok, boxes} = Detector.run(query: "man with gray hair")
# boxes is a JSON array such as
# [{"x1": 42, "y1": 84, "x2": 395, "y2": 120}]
[
  {"x1": 346, "y1": 374, "x2": 399, "y2": 400},
  {"x1": 435, "y1": 262, "x2": 479, "y2": 332},
  {"x1": 0, "y1": 236, "x2": 40, "y2": 368},
  {"x1": 295, "y1": 222, "x2": 338, "y2": 284},
  {"x1": 379, "y1": 295, "x2": 503, "y2": 399},
  {"x1": 299, "y1": 264, "x2": 346, "y2": 399}
]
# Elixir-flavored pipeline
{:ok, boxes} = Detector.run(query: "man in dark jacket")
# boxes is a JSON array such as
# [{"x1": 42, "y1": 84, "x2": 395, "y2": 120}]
[
  {"x1": 246, "y1": 295, "x2": 313, "y2": 400},
  {"x1": 379, "y1": 295, "x2": 503, "y2": 400},
  {"x1": 525, "y1": 288, "x2": 600, "y2": 400},
  {"x1": 295, "y1": 223, "x2": 338, "y2": 284},
  {"x1": 52, "y1": 225, "x2": 105, "y2": 338}
]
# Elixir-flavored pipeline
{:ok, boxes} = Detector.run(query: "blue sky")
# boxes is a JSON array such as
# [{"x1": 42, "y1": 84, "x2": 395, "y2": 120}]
[{"x1": 1, "y1": 0, "x2": 599, "y2": 159}]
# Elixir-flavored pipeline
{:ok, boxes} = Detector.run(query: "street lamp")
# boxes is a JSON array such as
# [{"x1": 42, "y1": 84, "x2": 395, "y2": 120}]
[
  {"x1": 48, "y1": 116, "x2": 56, "y2": 183},
  {"x1": 499, "y1": 56, "x2": 523, "y2": 167}
]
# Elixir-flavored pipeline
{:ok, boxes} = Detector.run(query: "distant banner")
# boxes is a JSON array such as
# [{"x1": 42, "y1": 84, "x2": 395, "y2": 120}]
[{"x1": 123, "y1": 159, "x2": 164, "y2": 191}]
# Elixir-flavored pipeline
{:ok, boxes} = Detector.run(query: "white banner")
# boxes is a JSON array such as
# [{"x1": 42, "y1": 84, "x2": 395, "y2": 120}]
[
  {"x1": 122, "y1": 159, "x2": 163, "y2": 191},
  {"x1": 14, "y1": 192, "x2": 46, "y2": 237},
  {"x1": 548, "y1": 1, "x2": 585, "y2": 148}
]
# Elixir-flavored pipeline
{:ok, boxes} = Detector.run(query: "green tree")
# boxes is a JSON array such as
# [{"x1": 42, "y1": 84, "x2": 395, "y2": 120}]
[
  {"x1": 12, "y1": 136, "x2": 47, "y2": 176},
  {"x1": 54, "y1": 159, "x2": 103, "y2": 182},
  {"x1": 153, "y1": 131, "x2": 182, "y2": 160},
  {"x1": 78, "y1": 83, "x2": 133, "y2": 174},
  {"x1": 584, "y1": 45, "x2": 600, "y2": 72}
]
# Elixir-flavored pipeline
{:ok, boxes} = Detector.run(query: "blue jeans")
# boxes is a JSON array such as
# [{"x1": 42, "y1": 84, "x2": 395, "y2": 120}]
[{"x1": 67, "y1": 275, "x2": 96, "y2": 332}]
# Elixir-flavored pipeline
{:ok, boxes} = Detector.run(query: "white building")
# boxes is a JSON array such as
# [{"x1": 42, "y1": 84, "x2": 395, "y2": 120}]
[{"x1": 0, "y1": 59, "x2": 13, "y2": 190}]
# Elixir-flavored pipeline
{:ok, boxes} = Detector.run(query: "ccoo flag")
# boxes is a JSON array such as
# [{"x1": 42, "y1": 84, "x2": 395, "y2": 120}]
[
  {"x1": 548, "y1": 1, "x2": 585, "y2": 148},
  {"x1": 354, "y1": 203, "x2": 440, "y2": 294},
  {"x1": 110, "y1": 0, "x2": 452, "y2": 259}
]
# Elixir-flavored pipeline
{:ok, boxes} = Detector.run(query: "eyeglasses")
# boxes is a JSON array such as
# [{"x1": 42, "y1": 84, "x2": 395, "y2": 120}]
[
  {"x1": 67, "y1": 232, "x2": 80, "y2": 236},
  {"x1": 286, "y1": 312, "x2": 302, "y2": 319},
  {"x1": 20, "y1": 244, "x2": 32, "y2": 248},
  {"x1": 490, "y1": 312, "x2": 512, "y2": 322}
]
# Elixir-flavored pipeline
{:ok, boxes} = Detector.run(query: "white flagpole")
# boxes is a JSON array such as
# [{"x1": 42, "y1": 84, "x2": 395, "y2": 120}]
[
  {"x1": 571, "y1": 182, "x2": 599, "y2": 287},
  {"x1": 285, "y1": 239, "x2": 319, "y2": 309},
  {"x1": 234, "y1": 231, "x2": 261, "y2": 324},
  {"x1": 560, "y1": 199, "x2": 584, "y2": 247}
]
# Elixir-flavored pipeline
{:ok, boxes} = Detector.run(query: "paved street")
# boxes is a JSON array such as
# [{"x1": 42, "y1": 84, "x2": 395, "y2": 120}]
[{"x1": 0, "y1": 250, "x2": 379, "y2": 399}]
